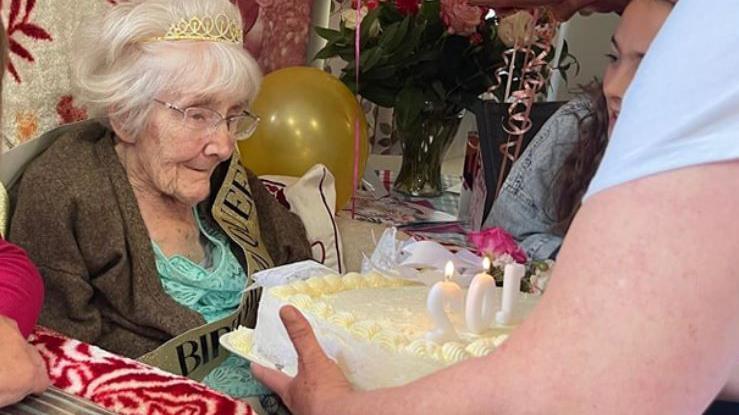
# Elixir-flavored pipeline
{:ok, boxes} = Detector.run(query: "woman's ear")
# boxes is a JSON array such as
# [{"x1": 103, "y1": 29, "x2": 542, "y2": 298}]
[{"x1": 109, "y1": 113, "x2": 136, "y2": 144}]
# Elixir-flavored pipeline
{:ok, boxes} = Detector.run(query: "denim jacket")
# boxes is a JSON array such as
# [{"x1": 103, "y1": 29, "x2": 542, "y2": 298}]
[{"x1": 484, "y1": 96, "x2": 593, "y2": 260}]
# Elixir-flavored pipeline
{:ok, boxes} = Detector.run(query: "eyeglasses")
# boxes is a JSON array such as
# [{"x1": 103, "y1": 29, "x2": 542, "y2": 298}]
[{"x1": 153, "y1": 99, "x2": 260, "y2": 141}]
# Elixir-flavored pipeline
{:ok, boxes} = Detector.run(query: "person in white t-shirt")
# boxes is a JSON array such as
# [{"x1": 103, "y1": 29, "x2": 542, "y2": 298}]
[{"x1": 252, "y1": 1, "x2": 739, "y2": 413}]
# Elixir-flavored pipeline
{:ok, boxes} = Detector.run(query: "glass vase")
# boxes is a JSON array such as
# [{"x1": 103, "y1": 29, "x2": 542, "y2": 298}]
[{"x1": 392, "y1": 103, "x2": 464, "y2": 197}]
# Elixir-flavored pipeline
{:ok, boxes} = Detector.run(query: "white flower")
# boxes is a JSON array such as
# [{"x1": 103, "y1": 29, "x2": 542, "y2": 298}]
[
  {"x1": 492, "y1": 253, "x2": 515, "y2": 269},
  {"x1": 498, "y1": 11, "x2": 536, "y2": 48},
  {"x1": 530, "y1": 259, "x2": 555, "y2": 294},
  {"x1": 341, "y1": 7, "x2": 367, "y2": 30},
  {"x1": 341, "y1": 7, "x2": 381, "y2": 36}
]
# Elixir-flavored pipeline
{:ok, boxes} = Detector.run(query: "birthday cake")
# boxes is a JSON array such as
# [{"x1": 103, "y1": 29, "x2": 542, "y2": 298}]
[{"x1": 251, "y1": 272, "x2": 539, "y2": 390}]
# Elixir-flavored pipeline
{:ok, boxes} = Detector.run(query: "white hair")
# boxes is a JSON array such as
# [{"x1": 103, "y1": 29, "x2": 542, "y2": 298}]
[{"x1": 72, "y1": 0, "x2": 262, "y2": 139}]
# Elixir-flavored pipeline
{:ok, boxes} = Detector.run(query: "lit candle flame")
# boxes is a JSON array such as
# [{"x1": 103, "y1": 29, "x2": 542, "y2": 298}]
[
  {"x1": 444, "y1": 261, "x2": 455, "y2": 281},
  {"x1": 483, "y1": 256, "x2": 492, "y2": 274}
]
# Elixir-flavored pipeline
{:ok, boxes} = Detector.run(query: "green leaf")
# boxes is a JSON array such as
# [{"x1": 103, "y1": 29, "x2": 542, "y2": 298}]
[
  {"x1": 362, "y1": 64, "x2": 400, "y2": 81},
  {"x1": 337, "y1": 46, "x2": 358, "y2": 61},
  {"x1": 378, "y1": 2, "x2": 404, "y2": 23},
  {"x1": 419, "y1": 0, "x2": 441, "y2": 22},
  {"x1": 314, "y1": 44, "x2": 340, "y2": 60},
  {"x1": 315, "y1": 26, "x2": 342, "y2": 43},
  {"x1": 360, "y1": 85, "x2": 398, "y2": 108},
  {"x1": 379, "y1": 16, "x2": 411, "y2": 53},
  {"x1": 559, "y1": 40, "x2": 569, "y2": 65},
  {"x1": 560, "y1": 70, "x2": 569, "y2": 84},
  {"x1": 360, "y1": 47, "x2": 384, "y2": 73},
  {"x1": 394, "y1": 86, "x2": 424, "y2": 131},
  {"x1": 553, "y1": 40, "x2": 581, "y2": 84},
  {"x1": 360, "y1": 8, "x2": 381, "y2": 43},
  {"x1": 431, "y1": 81, "x2": 446, "y2": 100}
]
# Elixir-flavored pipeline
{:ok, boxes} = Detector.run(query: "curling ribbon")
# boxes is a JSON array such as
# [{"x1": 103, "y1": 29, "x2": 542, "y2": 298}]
[
  {"x1": 351, "y1": 1, "x2": 362, "y2": 218},
  {"x1": 492, "y1": 9, "x2": 560, "y2": 197}
]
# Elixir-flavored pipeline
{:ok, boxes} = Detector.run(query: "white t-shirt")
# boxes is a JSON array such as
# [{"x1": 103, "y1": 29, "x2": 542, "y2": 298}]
[{"x1": 585, "y1": 0, "x2": 739, "y2": 199}]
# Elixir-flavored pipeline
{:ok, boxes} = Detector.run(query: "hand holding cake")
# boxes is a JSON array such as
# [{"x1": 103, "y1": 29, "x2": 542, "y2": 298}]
[{"x1": 251, "y1": 306, "x2": 355, "y2": 415}]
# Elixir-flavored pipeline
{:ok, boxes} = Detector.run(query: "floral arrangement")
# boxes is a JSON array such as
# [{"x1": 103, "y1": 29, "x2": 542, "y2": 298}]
[
  {"x1": 315, "y1": 1, "x2": 576, "y2": 131},
  {"x1": 468, "y1": 227, "x2": 554, "y2": 294}
]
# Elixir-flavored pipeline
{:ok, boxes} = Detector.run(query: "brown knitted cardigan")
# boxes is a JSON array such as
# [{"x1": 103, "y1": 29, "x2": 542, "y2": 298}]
[{"x1": 9, "y1": 120, "x2": 311, "y2": 358}]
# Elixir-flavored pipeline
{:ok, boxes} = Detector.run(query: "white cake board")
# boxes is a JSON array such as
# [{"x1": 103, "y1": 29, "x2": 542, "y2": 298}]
[{"x1": 220, "y1": 328, "x2": 298, "y2": 377}]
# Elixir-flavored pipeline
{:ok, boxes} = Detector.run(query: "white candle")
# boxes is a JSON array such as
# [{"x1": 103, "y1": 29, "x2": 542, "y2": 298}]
[
  {"x1": 496, "y1": 263, "x2": 526, "y2": 325},
  {"x1": 426, "y1": 261, "x2": 463, "y2": 343},
  {"x1": 465, "y1": 257, "x2": 497, "y2": 334}
]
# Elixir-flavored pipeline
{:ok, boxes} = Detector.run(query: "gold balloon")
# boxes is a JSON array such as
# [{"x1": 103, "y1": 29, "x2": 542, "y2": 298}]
[{"x1": 239, "y1": 66, "x2": 369, "y2": 210}]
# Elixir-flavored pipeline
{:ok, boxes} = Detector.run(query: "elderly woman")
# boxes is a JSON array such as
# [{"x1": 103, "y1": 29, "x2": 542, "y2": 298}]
[{"x1": 9, "y1": 0, "x2": 310, "y2": 401}]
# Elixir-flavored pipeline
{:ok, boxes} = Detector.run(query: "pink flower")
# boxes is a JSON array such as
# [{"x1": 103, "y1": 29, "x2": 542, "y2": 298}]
[
  {"x1": 468, "y1": 227, "x2": 527, "y2": 263},
  {"x1": 440, "y1": 0, "x2": 483, "y2": 37}
]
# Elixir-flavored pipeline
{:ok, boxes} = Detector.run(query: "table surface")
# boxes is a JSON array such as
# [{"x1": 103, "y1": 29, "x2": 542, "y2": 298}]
[{"x1": 349, "y1": 170, "x2": 471, "y2": 249}]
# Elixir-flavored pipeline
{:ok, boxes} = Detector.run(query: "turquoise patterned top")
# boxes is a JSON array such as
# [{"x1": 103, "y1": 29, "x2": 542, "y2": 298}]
[
  {"x1": 152, "y1": 209, "x2": 272, "y2": 402},
  {"x1": 152, "y1": 211, "x2": 246, "y2": 323}
]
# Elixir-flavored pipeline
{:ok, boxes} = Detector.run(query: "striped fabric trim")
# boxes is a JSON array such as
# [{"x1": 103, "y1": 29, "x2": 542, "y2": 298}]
[
  {"x1": 317, "y1": 166, "x2": 343, "y2": 273},
  {"x1": 1, "y1": 387, "x2": 113, "y2": 415}
]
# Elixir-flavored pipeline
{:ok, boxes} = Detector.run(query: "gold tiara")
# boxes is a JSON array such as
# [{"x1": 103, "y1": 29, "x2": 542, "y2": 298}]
[{"x1": 150, "y1": 15, "x2": 243, "y2": 44}]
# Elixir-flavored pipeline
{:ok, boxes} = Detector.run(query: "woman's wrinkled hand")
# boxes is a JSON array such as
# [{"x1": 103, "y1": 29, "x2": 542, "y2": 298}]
[
  {"x1": 0, "y1": 316, "x2": 50, "y2": 408},
  {"x1": 251, "y1": 306, "x2": 357, "y2": 415}
]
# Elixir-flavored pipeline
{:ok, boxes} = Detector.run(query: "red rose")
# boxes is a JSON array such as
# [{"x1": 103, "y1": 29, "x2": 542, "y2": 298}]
[{"x1": 395, "y1": 0, "x2": 420, "y2": 15}]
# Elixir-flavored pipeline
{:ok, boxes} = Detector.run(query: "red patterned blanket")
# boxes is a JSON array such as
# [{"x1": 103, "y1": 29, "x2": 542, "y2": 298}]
[{"x1": 29, "y1": 327, "x2": 253, "y2": 415}]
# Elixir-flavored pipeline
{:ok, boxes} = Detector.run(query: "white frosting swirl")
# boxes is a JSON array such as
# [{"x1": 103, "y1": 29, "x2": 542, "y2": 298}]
[
  {"x1": 342, "y1": 273, "x2": 367, "y2": 289},
  {"x1": 406, "y1": 339, "x2": 440, "y2": 360},
  {"x1": 365, "y1": 272, "x2": 389, "y2": 288},
  {"x1": 306, "y1": 276, "x2": 330, "y2": 293},
  {"x1": 349, "y1": 320, "x2": 382, "y2": 339},
  {"x1": 373, "y1": 331, "x2": 409, "y2": 350},
  {"x1": 322, "y1": 274, "x2": 344, "y2": 293},
  {"x1": 465, "y1": 339, "x2": 496, "y2": 357},
  {"x1": 493, "y1": 334, "x2": 509, "y2": 347},
  {"x1": 308, "y1": 301, "x2": 334, "y2": 319},
  {"x1": 289, "y1": 280, "x2": 316, "y2": 297},
  {"x1": 441, "y1": 342, "x2": 470, "y2": 364},
  {"x1": 270, "y1": 285, "x2": 297, "y2": 299},
  {"x1": 287, "y1": 293, "x2": 313, "y2": 309},
  {"x1": 328, "y1": 311, "x2": 356, "y2": 328}
]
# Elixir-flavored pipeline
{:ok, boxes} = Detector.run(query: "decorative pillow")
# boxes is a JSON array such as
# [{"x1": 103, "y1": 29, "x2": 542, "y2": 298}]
[{"x1": 260, "y1": 164, "x2": 345, "y2": 273}]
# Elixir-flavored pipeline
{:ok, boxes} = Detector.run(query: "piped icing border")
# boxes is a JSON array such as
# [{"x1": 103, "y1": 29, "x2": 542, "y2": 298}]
[{"x1": 269, "y1": 273, "x2": 510, "y2": 364}]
